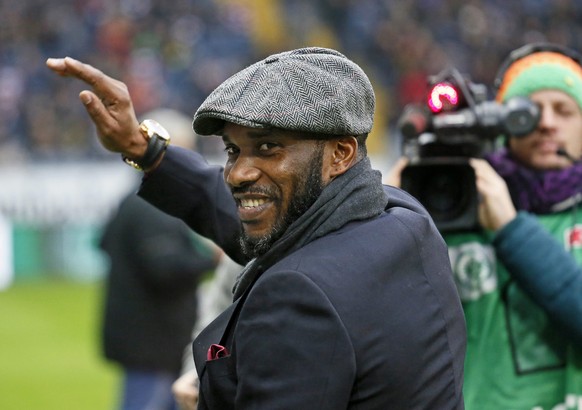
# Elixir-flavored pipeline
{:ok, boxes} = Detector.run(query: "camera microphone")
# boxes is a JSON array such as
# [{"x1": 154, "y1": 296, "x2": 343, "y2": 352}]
[
  {"x1": 398, "y1": 96, "x2": 540, "y2": 141},
  {"x1": 556, "y1": 148, "x2": 579, "y2": 164},
  {"x1": 429, "y1": 96, "x2": 540, "y2": 137}
]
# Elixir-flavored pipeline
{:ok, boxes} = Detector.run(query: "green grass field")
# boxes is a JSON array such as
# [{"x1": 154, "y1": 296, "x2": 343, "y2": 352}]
[{"x1": 0, "y1": 279, "x2": 120, "y2": 409}]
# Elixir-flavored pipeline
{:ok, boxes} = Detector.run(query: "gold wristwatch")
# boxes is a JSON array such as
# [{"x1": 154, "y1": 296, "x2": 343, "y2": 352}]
[{"x1": 123, "y1": 119, "x2": 171, "y2": 171}]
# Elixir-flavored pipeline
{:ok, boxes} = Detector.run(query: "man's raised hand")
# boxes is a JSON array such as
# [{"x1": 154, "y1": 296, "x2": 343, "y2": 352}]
[{"x1": 46, "y1": 57, "x2": 147, "y2": 160}]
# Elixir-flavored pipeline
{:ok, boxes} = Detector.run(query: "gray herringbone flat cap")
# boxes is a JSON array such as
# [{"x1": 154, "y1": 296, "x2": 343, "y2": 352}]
[{"x1": 193, "y1": 47, "x2": 375, "y2": 136}]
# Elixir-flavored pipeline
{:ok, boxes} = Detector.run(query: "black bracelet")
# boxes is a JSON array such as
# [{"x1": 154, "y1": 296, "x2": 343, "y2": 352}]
[
  {"x1": 122, "y1": 135, "x2": 168, "y2": 171},
  {"x1": 140, "y1": 134, "x2": 168, "y2": 169}
]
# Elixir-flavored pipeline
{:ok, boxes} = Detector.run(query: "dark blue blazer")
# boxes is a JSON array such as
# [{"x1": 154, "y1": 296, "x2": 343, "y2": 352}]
[{"x1": 140, "y1": 146, "x2": 466, "y2": 409}]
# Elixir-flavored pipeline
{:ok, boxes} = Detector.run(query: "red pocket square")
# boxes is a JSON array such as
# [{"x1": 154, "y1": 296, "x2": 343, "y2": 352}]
[{"x1": 207, "y1": 343, "x2": 229, "y2": 361}]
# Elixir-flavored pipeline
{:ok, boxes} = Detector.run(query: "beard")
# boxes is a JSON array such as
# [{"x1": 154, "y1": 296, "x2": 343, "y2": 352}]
[{"x1": 239, "y1": 143, "x2": 325, "y2": 259}]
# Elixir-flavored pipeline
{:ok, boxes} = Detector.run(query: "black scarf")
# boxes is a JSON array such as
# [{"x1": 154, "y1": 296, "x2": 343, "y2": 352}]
[{"x1": 232, "y1": 157, "x2": 388, "y2": 301}]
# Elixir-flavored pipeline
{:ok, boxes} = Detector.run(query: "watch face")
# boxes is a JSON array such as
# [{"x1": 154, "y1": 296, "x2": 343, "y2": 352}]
[{"x1": 141, "y1": 119, "x2": 171, "y2": 141}]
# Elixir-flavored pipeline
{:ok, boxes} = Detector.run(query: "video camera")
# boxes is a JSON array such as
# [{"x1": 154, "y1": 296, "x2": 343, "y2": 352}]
[{"x1": 398, "y1": 67, "x2": 540, "y2": 232}]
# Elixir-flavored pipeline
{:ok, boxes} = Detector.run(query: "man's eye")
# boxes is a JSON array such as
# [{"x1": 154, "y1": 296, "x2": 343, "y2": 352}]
[
  {"x1": 224, "y1": 146, "x2": 238, "y2": 156},
  {"x1": 557, "y1": 107, "x2": 575, "y2": 117},
  {"x1": 259, "y1": 142, "x2": 277, "y2": 151}
]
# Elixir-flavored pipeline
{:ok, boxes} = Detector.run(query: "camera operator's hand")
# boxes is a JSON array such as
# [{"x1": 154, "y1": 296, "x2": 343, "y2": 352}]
[
  {"x1": 384, "y1": 156, "x2": 409, "y2": 187},
  {"x1": 470, "y1": 158, "x2": 517, "y2": 231},
  {"x1": 45, "y1": 57, "x2": 151, "y2": 166}
]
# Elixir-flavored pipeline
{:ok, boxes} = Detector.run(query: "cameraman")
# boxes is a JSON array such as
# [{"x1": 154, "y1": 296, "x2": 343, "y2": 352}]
[{"x1": 387, "y1": 43, "x2": 582, "y2": 409}]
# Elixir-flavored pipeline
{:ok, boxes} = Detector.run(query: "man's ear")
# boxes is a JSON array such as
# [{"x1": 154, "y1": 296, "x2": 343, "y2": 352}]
[{"x1": 327, "y1": 136, "x2": 358, "y2": 179}]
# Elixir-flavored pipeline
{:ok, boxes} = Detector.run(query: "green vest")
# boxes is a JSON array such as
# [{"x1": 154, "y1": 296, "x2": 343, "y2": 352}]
[{"x1": 445, "y1": 210, "x2": 582, "y2": 410}]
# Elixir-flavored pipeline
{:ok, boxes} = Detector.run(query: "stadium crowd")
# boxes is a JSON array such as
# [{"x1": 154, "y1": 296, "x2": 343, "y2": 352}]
[{"x1": 1, "y1": 0, "x2": 581, "y2": 163}]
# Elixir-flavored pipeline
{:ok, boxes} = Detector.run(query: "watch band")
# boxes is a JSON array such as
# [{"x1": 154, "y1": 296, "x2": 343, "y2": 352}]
[
  {"x1": 123, "y1": 119, "x2": 171, "y2": 171},
  {"x1": 141, "y1": 133, "x2": 168, "y2": 169}
]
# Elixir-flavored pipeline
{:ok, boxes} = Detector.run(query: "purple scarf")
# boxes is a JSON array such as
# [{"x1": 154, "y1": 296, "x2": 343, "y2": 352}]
[{"x1": 486, "y1": 149, "x2": 582, "y2": 214}]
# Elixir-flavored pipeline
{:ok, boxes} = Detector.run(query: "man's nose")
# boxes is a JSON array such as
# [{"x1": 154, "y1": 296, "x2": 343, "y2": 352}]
[
  {"x1": 537, "y1": 106, "x2": 557, "y2": 130},
  {"x1": 225, "y1": 156, "x2": 261, "y2": 188}
]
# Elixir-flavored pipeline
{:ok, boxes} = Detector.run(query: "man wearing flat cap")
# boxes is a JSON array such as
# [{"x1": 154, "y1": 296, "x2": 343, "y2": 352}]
[{"x1": 47, "y1": 48, "x2": 465, "y2": 409}]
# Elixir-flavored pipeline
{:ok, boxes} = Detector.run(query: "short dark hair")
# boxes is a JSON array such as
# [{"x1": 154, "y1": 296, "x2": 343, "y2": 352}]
[
  {"x1": 355, "y1": 133, "x2": 368, "y2": 158},
  {"x1": 293, "y1": 130, "x2": 368, "y2": 156}
]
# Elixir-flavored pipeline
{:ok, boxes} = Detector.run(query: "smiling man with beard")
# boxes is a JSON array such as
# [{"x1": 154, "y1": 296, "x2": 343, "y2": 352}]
[
  {"x1": 230, "y1": 128, "x2": 327, "y2": 259},
  {"x1": 47, "y1": 47, "x2": 466, "y2": 409}
]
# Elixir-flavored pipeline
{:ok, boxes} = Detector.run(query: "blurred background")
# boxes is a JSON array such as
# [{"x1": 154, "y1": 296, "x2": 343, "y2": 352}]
[{"x1": 1, "y1": 0, "x2": 581, "y2": 408}]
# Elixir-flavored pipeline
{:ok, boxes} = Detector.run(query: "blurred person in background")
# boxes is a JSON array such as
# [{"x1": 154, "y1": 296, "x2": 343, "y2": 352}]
[
  {"x1": 99, "y1": 108, "x2": 221, "y2": 410},
  {"x1": 387, "y1": 42, "x2": 582, "y2": 409},
  {"x1": 47, "y1": 47, "x2": 465, "y2": 409}
]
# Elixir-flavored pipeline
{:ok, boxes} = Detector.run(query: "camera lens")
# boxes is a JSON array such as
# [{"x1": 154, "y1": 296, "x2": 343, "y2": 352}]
[
  {"x1": 401, "y1": 160, "x2": 478, "y2": 232},
  {"x1": 419, "y1": 169, "x2": 471, "y2": 220}
]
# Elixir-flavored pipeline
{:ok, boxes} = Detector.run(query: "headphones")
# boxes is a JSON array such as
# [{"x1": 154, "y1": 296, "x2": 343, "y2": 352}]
[{"x1": 493, "y1": 42, "x2": 582, "y2": 92}]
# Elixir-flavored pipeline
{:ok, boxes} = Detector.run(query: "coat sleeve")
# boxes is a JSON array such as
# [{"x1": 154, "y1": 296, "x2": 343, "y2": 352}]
[
  {"x1": 494, "y1": 211, "x2": 582, "y2": 345},
  {"x1": 138, "y1": 146, "x2": 248, "y2": 265},
  {"x1": 234, "y1": 270, "x2": 356, "y2": 409}
]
